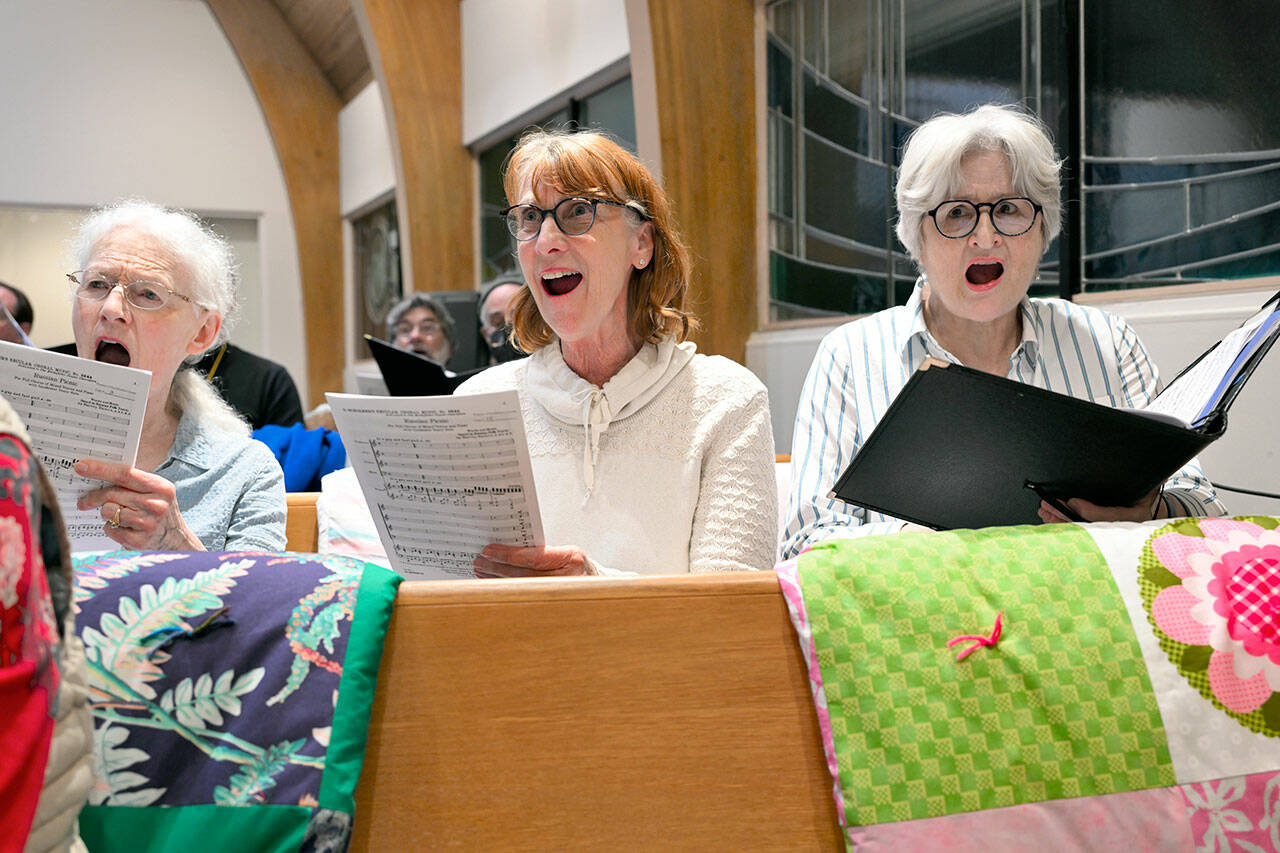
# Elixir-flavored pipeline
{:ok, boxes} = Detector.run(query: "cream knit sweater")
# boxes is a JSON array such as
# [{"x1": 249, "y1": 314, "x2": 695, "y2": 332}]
[{"x1": 458, "y1": 342, "x2": 778, "y2": 574}]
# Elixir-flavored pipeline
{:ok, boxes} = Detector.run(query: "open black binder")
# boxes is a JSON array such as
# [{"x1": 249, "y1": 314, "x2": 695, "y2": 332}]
[
  {"x1": 365, "y1": 335, "x2": 484, "y2": 396},
  {"x1": 830, "y1": 289, "x2": 1280, "y2": 530}
]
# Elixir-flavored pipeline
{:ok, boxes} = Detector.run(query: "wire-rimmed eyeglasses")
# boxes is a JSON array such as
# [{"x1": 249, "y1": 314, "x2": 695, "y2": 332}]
[
  {"x1": 499, "y1": 197, "x2": 650, "y2": 241},
  {"x1": 68, "y1": 270, "x2": 198, "y2": 311},
  {"x1": 925, "y1": 197, "x2": 1043, "y2": 239},
  {"x1": 394, "y1": 319, "x2": 442, "y2": 338}
]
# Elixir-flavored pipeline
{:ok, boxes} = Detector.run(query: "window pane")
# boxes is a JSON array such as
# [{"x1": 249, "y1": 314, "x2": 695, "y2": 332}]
[
  {"x1": 768, "y1": 0, "x2": 796, "y2": 52},
  {"x1": 767, "y1": 36, "x2": 794, "y2": 116},
  {"x1": 578, "y1": 77, "x2": 636, "y2": 150},
  {"x1": 1083, "y1": 3, "x2": 1280, "y2": 290},
  {"x1": 1086, "y1": 3, "x2": 1280, "y2": 158},
  {"x1": 804, "y1": 72, "x2": 869, "y2": 155},
  {"x1": 826, "y1": 0, "x2": 870, "y2": 98},
  {"x1": 902, "y1": 0, "x2": 1023, "y2": 122},
  {"x1": 803, "y1": 134, "x2": 888, "y2": 249},
  {"x1": 768, "y1": 112, "x2": 794, "y2": 220},
  {"x1": 1191, "y1": 164, "x2": 1280, "y2": 228},
  {"x1": 770, "y1": 251, "x2": 891, "y2": 316},
  {"x1": 1086, "y1": 184, "x2": 1185, "y2": 250}
]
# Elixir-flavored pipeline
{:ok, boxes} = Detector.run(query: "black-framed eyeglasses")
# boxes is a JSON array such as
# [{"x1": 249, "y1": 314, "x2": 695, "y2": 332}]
[
  {"x1": 925, "y1": 197, "x2": 1043, "y2": 239},
  {"x1": 67, "y1": 270, "x2": 198, "y2": 311},
  {"x1": 499, "y1": 197, "x2": 649, "y2": 241}
]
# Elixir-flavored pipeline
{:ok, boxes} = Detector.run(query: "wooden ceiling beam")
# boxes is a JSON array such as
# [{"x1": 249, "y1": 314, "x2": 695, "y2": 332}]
[{"x1": 206, "y1": 0, "x2": 345, "y2": 408}]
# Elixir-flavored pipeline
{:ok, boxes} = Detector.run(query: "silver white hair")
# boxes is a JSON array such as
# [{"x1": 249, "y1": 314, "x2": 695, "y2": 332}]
[
  {"x1": 168, "y1": 369, "x2": 250, "y2": 437},
  {"x1": 894, "y1": 104, "x2": 1062, "y2": 264},
  {"x1": 72, "y1": 199, "x2": 239, "y2": 354}
]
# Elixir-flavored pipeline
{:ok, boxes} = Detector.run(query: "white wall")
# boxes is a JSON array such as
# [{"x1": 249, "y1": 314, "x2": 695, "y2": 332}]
[
  {"x1": 0, "y1": 0, "x2": 305, "y2": 397},
  {"x1": 460, "y1": 0, "x2": 631, "y2": 144},
  {"x1": 340, "y1": 84, "x2": 397, "y2": 217},
  {"x1": 748, "y1": 286, "x2": 1280, "y2": 515},
  {"x1": 0, "y1": 208, "x2": 86, "y2": 348}
]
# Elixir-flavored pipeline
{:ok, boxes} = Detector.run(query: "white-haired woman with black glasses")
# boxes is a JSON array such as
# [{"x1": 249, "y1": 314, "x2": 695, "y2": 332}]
[
  {"x1": 782, "y1": 104, "x2": 1224, "y2": 557},
  {"x1": 67, "y1": 199, "x2": 286, "y2": 551},
  {"x1": 458, "y1": 128, "x2": 777, "y2": 577}
]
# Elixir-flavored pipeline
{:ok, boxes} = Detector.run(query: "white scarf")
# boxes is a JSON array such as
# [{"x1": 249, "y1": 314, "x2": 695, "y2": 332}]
[{"x1": 524, "y1": 337, "x2": 697, "y2": 496}]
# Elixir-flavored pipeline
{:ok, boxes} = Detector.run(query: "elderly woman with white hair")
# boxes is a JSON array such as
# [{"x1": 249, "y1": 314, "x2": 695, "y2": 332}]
[
  {"x1": 781, "y1": 104, "x2": 1224, "y2": 557},
  {"x1": 68, "y1": 200, "x2": 286, "y2": 551}
]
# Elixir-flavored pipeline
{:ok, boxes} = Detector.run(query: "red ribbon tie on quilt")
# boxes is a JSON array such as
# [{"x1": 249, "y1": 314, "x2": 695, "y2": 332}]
[{"x1": 947, "y1": 611, "x2": 1003, "y2": 662}]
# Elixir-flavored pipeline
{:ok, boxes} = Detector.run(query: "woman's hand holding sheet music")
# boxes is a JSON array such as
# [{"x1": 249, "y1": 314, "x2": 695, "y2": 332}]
[
  {"x1": 75, "y1": 458, "x2": 204, "y2": 551},
  {"x1": 473, "y1": 543, "x2": 599, "y2": 578}
]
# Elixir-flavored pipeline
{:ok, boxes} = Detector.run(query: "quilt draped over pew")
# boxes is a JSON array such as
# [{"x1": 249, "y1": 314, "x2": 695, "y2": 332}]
[
  {"x1": 72, "y1": 551, "x2": 400, "y2": 852},
  {"x1": 779, "y1": 517, "x2": 1280, "y2": 851}
]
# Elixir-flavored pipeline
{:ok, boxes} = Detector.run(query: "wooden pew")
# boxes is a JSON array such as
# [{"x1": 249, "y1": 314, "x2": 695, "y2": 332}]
[
  {"x1": 284, "y1": 492, "x2": 840, "y2": 846},
  {"x1": 284, "y1": 491, "x2": 320, "y2": 552},
  {"x1": 352, "y1": 573, "x2": 843, "y2": 849}
]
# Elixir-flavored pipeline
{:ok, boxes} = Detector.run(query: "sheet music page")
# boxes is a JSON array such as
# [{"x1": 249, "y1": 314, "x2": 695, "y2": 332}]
[
  {"x1": 0, "y1": 341, "x2": 150, "y2": 551},
  {"x1": 326, "y1": 391, "x2": 545, "y2": 579},
  {"x1": 1147, "y1": 300, "x2": 1280, "y2": 426}
]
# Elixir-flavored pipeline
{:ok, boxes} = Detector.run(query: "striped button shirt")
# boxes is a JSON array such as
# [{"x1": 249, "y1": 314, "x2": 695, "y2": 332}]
[{"x1": 781, "y1": 280, "x2": 1225, "y2": 558}]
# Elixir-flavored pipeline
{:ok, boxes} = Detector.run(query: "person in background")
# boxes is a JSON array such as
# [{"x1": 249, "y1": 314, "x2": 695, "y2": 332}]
[
  {"x1": 1, "y1": 280, "x2": 35, "y2": 342},
  {"x1": 67, "y1": 199, "x2": 286, "y2": 551},
  {"x1": 781, "y1": 104, "x2": 1224, "y2": 558},
  {"x1": 386, "y1": 293, "x2": 455, "y2": 367},
  {"x1": 458, "y1": 128, "x2": 777, "y2": 576},
  {"x1": 195, "y1": 342, "x2": 304, "y2": 429},
  {"x1": 478, "y1": 276, "x2": 526, "y2": 364}
]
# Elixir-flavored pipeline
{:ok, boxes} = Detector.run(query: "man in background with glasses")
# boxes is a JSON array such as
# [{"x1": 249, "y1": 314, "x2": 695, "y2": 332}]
[{"x1": 386, "y1": 292, "x2": 456, "y2": 367}]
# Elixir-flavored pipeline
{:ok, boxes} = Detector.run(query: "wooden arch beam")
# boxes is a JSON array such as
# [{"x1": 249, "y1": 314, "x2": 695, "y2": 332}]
[
  {"x1": 351, "y1": 0, "x2": 475, "y2": 297},
  {"x1": 632, "y1": 0, "x2": 760, "y2": 363},
  {"x1": 206, "y1": 0, "x2": 344, "y2": 407}
]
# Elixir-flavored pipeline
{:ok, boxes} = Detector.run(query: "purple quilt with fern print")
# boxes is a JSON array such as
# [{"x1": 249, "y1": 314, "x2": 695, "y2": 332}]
[{"x1": 73, "y1": 550, "x2": 400, "y2": 852}]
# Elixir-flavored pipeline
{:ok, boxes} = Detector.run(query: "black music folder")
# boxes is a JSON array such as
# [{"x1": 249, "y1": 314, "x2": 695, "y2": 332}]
[
  {"x1": 830, "y1": 289, "x2": 1280, "y2": 530},
  {"x1": 365, "y1": 335, "x2": 486, "y2": 396}
]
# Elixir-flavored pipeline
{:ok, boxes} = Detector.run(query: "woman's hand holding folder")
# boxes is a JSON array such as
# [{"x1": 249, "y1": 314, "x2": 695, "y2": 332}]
[{"x1": 1037, "y1": 484, "x2": 1167, "y2": 525}]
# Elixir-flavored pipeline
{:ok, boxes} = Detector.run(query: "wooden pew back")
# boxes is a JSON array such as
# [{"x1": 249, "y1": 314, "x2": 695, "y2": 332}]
[{"x1": 352, "y1": 573, "x2": 842, "y2": 849}]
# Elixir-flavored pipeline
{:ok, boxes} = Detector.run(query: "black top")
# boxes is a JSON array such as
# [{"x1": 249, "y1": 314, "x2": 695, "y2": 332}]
[{"x1": 196, "y1": 343, "x2": 304, "y2": 430}]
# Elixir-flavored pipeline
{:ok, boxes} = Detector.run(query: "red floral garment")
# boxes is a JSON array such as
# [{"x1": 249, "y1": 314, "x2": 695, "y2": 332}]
[{"x1": 0, "y1": 432, "x2": 61, "y2": 849}]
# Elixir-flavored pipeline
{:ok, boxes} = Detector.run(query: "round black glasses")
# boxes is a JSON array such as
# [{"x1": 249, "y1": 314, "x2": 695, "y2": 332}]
[
  {"x1": 925, "y1": 197, "x2": 1042, "y2": 239},
  {"x1": 499, "y1": 197, "x2": 649, "y2": 241}
]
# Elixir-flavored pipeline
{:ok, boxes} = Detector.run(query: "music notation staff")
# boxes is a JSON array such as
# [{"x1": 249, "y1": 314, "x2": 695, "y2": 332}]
[
  {"x1": 327, "y1": 390, "x2": 546, "y2": 580},
  {"x1": 0, "y1": 342, "x2": 150, "y2": 551}
]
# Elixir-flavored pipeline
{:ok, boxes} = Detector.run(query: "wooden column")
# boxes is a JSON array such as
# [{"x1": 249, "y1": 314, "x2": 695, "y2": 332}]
[
  {"x1": 351, "y1": 0, "x2": 474, "y2": 296},
  {"x1": 206, "y1": 0, "x2": 344, "y2": 407},
  {"x1": 634, "y1": 0, "x2": 760, "y2": 363}
]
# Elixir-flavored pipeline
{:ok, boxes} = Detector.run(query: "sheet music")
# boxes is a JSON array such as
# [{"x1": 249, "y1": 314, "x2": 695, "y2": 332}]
[
  {"x1": 0, "y1": 341, "x2": 150, "y2": 551},
  {"x1": 1147, "y1": 297, "x2": 1280, "y2": 427},
  {"x1": 326, "y1": 391, "x2": 544, "y2": 579}
]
